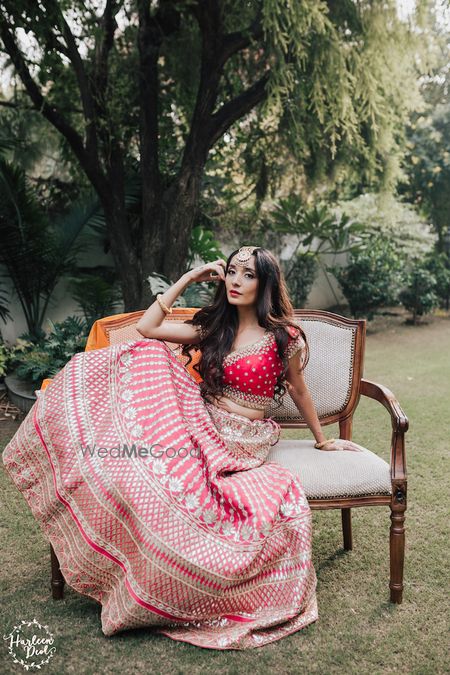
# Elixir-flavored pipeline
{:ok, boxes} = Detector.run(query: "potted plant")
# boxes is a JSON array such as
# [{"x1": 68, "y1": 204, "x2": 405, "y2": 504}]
[{"x1": 5, "y1": 317, "x2": 89, "y2": 413}]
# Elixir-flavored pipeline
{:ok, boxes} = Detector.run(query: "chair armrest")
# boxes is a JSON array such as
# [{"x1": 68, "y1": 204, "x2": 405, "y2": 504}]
[
  {"x1": 360, "y1": 379, "x2": 409, "y2": 432},
  {"x1": 359, "y1": 378, "x2": 408, "y2": 481}
]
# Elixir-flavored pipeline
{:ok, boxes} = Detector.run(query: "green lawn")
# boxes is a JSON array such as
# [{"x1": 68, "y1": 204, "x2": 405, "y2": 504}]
[{"x1": 1, "y1": 312, "x2": 449, "y2": 674}]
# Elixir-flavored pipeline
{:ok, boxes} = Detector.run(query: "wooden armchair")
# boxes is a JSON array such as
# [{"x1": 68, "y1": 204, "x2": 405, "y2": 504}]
[{"x1": 48, "y1": 308, "x2": 408, "y2": 605}]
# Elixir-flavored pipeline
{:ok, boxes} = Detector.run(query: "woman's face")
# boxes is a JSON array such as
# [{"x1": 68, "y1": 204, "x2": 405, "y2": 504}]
[{"x1": 225, "y1": 255, "x2": 259, "y2": 306}]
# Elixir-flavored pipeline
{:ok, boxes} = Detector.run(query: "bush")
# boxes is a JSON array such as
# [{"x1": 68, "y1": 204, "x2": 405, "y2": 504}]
[
  {"x1": 399, "y1": 259, "x2": 440, "y2": 323},
  {"x1": 0, "y1": 339, "x2": 31, "y2": 379},
  {"x1": 329, "y1": 236, "x2": 404, "y2": 319},
  {"x1": 422, "y1": 251, "x2": 450, "y2": 309},
  {"x1": 14, "y1": 316, "x2": 89, "y2": 386},
  {"x1": 283, "y1": 252, "x2": 318, "y2": 308},
  {"x1": 68, "y1": 273, "x2": 122, "y2": 327}
]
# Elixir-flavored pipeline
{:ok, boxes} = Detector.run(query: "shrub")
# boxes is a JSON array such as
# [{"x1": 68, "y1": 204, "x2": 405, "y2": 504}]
[
  {"x1": 14, "y1": 316, "x2": 89, "y2": 386},
  {"x1": 283, "y1": 252, "x2": 318, "y2": 307},
  {"x1": 329, "y1": 236, "x2": 404, "y2": 319},
  {"x1": 68, "y1": 273, "x2": 122, "y2": 327},
  {"x1": 422, "y1": 251, "x2": 450, "y2": 309},
  {"x1": 399, "y1": 259, "x2": 440, "y2": 323},
  {"x1": 0, "y1": 339, "x2": 31, "y2": 379}
]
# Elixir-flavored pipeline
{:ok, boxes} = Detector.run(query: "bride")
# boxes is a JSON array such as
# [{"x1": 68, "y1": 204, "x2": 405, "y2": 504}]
[{"x1": 2, "y1": 245, "x2": 359, "y2": 650}]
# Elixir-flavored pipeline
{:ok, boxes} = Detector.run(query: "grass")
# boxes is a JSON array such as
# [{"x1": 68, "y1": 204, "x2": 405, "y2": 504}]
[{"x1": 1, "y1": 310, "x2": 449, "y2": 674}]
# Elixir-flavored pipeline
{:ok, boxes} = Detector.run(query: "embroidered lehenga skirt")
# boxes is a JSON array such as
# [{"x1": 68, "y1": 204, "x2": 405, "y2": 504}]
[{"x1": 2, "y1": 339, "x2": 317, "y2": 650}]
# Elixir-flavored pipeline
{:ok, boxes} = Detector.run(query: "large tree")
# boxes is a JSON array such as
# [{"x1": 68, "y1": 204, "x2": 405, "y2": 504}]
[
  {"x1": 0, "y1": 0, "x2": 422, "y2": 310},
  {"x1": 399, "y1": 2, "x2": 450, "y2": 253}
]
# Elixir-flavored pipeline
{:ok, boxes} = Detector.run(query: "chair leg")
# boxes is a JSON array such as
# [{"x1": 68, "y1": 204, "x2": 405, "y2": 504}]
[
  {"x1": 341, "y1": 508, "x2": 353, "y2": 550},
  {"x1": 50, "y1": 543, "x2": 65, "y2": 600},
  {"x1": 390, "y1": 482, "x2": 407, "y2": 603}
]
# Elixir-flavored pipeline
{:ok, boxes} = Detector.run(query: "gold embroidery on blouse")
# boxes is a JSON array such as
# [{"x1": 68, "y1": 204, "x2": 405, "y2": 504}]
[
  {"x1": 221, "y1": 385, "x2": 270, "y2": 411},
  {"x1": 224, "y1": 331, "x2": 273, "y2": 366},
  {"x1": 286, "y1": 333, "x2": 306, "y2": 360}
]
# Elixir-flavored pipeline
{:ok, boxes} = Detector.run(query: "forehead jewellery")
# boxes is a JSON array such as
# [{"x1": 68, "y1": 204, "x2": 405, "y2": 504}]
[
  {"x1": 232, "y1": 246, "x2": 259, "y2": 267},
  {"x1": 209, "y1": 246, "x2": 258, "y2": 277}
]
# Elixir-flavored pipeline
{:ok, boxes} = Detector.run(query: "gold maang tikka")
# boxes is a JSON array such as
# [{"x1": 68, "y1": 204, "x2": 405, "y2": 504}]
[
  {"x1": 232, "y1": 246, "x2": 259, "y2": 267},
  {"x1": 209, "y1": 245, "x2": 259, "y2": 278}
]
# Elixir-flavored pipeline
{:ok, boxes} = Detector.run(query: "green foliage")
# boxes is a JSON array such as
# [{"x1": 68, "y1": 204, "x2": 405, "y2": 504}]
[
  {"x1": 398, "y1": 3, "x2": 450, "y2": 250},
  {"x1": 146, "y1": 272, "x2": 215, "y2": 309},
  {"x1": 268, "y1": 196, "x2": 366, "y2": 306},
  {"x1": 14, "y1": 317, "x2": 89, "y2": 386},
  {"x1": 186, "y1": 226, "x2": 225, "y2": 270},
  {"x1": 0, "y1": 282, "x2": 11, "y2": 323},
  {"x1": 282, "y1": 252, "x2": 318, "y2": 308},
  {"x1": 0, "y1": 338, "x2": 29, "y2": 378},
  {"x1": 0, "y1": 153, "x2": 104, "y2": 339},
  {"x1": 1, "y1": 0, "x2": 427, "y2": 241},
  {"x1": 329, "y1": 236, "x2": 405, "y2": 319},
  {"x1": 334, "y1": 193, "x2": 435, "y2": 256},
  {"x1": 401, "y1": 103, "x2": 450, "y2": 247},
  {"x1": 68, "y1": 272, "x2": 122, "y2": 329},
  {"x1": 399, "y1": 258, "x2": 440, "y2": 323},
  {"x1": 257, "y1": 0, "x2": 422, "y2": 193},
  {"x1": 270, "y1": 197, "x2": 365, "y2": 253},
  {"x1": 145, "y1": 225, "x2": 226, "y2": 308},
  {"x1": 422, "y1": 251, "x2": 450, "y2": 307}
]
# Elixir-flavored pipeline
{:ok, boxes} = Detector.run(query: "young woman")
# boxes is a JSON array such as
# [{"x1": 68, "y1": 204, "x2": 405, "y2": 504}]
[{"x1": 3, "y1": 246, "x2": 360, "y2": 651}]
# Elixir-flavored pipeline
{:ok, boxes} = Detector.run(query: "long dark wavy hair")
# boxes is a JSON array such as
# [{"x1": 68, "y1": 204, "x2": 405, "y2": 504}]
[{"x1": 181, "y1": 247, "x2": 310, "y2": 409}]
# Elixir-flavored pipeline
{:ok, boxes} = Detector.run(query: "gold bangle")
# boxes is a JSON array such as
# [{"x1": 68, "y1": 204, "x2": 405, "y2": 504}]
[
  {"x1": 156, "y1": 294, "x2": 173, "y2": 315},
  {"x1": 314, "y1": 438, "x2": 335, "y2": 449}
]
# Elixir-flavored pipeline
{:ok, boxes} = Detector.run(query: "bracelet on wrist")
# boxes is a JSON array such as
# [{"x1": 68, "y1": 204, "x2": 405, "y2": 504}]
[
  {"x1": 156, "y1": 294, "x2": 173, "y2": 315},
  {"x1": 314, "y1": 438, "x2": 335, "y2": 449}
]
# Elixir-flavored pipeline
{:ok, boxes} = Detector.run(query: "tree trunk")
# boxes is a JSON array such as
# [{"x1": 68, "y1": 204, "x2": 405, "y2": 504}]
[
  {"x1": 105, "y1": 204, "x2": 142, "y2": 311},
  {"x1": 139, "y1": 169, "x2": 204, "y2": 308},
  {"x1": 102, "y1": 184, "x2": 142, "y2": 312}
]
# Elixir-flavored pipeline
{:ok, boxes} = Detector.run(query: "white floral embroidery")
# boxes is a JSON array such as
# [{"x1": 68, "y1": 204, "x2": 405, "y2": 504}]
[
  {"x1": 130, "y1": 423, "x2": 143, "y2": 438},
  {"x1": 280, "y1": 501, "x2": 295, "y2": 517},
  {"x1": 203, "y1": 508, "x2": 217, "y2": 524},
  {"x1": 152, "y1": 459, "x2": 167, "y2": 475},
  {"x1": 260, "y1": 523, "x2": 272, "y2": 536},
  {"x1": 121, "y1": 390, "x2": 133, "y2": 401},
  {"x1": 124, "y1": 407, "x2": 137, "y2": 420},
  {"x1": 121, "y1": 352, "x2": 132, "y2": 366},
  {"x1": 240, "y1": 524, "x2": 254, "y2": 539},
  {"x1": 221, "y1": 521, "x2": 235, "y2": 536},
  {"x1": 184, "y1": 493, "x2": 200, "y2": 510},
  {"x1": 168, "y1": 477, "x2": 184, "y2": 492},
  {"x1": 122, "y1": 372, "x2": 132, "y2": 384}
]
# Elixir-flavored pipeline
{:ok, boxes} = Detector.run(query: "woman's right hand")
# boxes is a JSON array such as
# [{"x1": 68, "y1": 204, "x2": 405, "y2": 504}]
[{"x1": 188, "y1": 259, "x2": 227, "y2": 284}]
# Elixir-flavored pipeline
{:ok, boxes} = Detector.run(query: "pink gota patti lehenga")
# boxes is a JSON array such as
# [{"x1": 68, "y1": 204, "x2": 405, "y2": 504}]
[{"x1": 2, "y1": 324, "x2": 318, "y2": 650}]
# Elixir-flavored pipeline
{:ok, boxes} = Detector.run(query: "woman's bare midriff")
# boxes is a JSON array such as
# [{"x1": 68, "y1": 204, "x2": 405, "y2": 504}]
[{"x1": 212, "y1": 395, "x2": 265, "y2": 420}]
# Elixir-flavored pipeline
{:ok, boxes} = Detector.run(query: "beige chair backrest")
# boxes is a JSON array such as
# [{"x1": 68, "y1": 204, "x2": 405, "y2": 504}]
[{"x1": 265, "y1": 310, "x2": 365, "y2": 425}]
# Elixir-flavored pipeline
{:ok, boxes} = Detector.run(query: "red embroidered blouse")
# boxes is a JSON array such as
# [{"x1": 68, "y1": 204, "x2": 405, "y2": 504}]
[{"x1": 221, "y1": 326, "x2": 306, "y2": 411}]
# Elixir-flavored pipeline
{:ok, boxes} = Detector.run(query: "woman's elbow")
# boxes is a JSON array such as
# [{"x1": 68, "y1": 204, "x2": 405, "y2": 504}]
[
  {"x1": 286, "y1": 382, "x2": 308, "y2": 399},
  {"x1": 136, "y1": 323, "x2": 151, "y2": 337}
]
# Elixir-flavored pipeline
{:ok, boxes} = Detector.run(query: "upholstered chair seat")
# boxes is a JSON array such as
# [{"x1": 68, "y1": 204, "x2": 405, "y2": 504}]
[{"x1": 268, "y1": 440, "x2": 391, "y2": 500}]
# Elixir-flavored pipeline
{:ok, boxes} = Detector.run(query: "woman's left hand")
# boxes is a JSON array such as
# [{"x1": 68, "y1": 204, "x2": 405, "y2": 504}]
[{"x1": 319, "y1": 439, "x2": 363, "y2": 452}]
